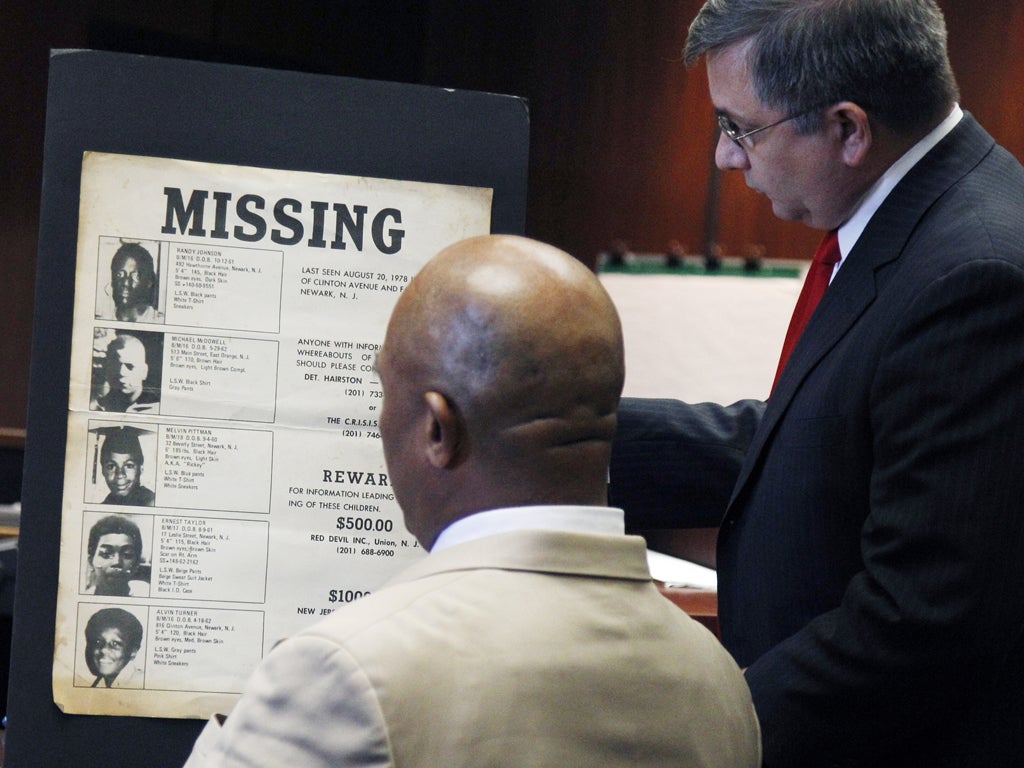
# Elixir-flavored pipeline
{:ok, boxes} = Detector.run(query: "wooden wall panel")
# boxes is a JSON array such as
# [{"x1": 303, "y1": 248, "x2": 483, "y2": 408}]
[
  {"x1": 944, "y1": 0, "x2": 1024, "y2": 161},
  {"x1": 537, "y1": 1, "x2": 712, "y2": 263}
]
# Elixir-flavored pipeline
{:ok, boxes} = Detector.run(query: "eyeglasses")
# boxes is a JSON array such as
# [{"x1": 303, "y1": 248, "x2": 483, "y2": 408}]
[{"x1": 717, "y1": 110, "x2": 811, "y2": 148}]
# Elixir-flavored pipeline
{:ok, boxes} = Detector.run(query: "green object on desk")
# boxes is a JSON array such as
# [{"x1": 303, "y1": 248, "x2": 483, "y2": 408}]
[{"x1": 600, "y1": 260, "x2": 801, "y2": 278}]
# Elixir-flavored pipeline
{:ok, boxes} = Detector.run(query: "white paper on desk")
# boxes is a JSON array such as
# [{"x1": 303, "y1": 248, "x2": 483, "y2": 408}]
[
  {"x1": 646, "y1": 549, "x2": 717, "y2": 591},
  {"x1": 0, "y1": 502, "x2": 20, "y2": 528}
]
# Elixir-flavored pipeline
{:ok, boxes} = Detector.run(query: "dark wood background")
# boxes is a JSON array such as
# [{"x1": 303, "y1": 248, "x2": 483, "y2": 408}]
[{"x1": 2, "y1": 0, "x2": 1022, "y2": 433}]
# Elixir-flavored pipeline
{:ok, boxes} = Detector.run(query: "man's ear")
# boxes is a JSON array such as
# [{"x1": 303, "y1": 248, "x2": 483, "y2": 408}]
[
  {"x1": 422, "y1": 391, "x2": 462, "y2": 469},
  {"x1": 828, "y1": 101, "x2": 872, "y2": 167}
]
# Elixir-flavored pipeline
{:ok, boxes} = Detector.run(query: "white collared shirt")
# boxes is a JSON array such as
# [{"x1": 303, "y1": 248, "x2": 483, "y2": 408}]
[
  {"x1": 431, "y1": 505, "x2": 625, "y2": 553},
  {"x1": 831, "y1": 105, "x2": 964, "y2": 279}
]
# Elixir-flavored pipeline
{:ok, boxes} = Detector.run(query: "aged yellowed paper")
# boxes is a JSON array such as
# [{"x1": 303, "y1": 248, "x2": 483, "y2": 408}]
[{"x1": 53, "y1": 151, "x2": 492, "y2": 718}]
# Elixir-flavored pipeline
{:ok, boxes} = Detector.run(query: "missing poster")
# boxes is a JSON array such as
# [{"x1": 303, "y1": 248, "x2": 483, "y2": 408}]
[{"x1": 52, "y1": 151, "x2": 493, "y2": 718}]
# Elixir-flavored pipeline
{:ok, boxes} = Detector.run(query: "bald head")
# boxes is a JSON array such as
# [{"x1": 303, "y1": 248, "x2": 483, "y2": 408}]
[{"x1": 378, "y1": 235, "x2": 624, "y2": 548}]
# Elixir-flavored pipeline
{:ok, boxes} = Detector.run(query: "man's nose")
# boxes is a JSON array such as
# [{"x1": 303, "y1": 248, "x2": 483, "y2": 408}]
[{"x1": 715, "y1": 132, "x2": 750, "y2": 171}]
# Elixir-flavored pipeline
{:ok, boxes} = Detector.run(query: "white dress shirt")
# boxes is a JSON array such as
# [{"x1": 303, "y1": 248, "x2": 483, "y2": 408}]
[{"x1": 431, "y1": 505, "x2": 625, "y2": 553}]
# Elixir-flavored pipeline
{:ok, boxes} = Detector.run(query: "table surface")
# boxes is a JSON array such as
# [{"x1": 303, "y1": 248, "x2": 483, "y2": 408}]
[{"x1": 658, "y1": 584, "x2": 719, "y2": 638}]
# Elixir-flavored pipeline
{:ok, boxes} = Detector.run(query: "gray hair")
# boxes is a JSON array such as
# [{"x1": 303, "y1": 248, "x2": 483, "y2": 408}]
[{"x1": 685, "y1": 0, "x2": 959, "y2": 135}]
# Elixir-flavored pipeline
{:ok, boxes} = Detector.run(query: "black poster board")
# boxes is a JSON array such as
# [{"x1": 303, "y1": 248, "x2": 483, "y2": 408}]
[{"x1": 7, "y1": 49, "x2": 528, "y2": 768}]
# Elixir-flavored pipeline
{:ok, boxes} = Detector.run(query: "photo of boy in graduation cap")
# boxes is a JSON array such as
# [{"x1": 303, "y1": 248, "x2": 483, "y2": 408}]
[{"x1": 87, "y1": 424, "x2": 156, "y2": 507}]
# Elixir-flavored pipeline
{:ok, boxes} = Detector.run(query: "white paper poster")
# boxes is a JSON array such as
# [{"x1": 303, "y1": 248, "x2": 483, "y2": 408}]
[{"x1": 52, "y1": 151, "x2": 493, "y2": 718}]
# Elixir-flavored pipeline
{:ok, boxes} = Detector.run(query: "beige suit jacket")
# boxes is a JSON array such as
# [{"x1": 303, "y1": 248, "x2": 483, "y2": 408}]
[{"x1": 184, "y1": 529, "x2": 760, "y2": 767}]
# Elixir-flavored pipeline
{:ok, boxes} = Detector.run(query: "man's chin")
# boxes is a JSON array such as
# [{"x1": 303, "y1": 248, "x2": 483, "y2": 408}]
[{"x1": 770, "y1": 200, "x2": 803, "y2": 222}]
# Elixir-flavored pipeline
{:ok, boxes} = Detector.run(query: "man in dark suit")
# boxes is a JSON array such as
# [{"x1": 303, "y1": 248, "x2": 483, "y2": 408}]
[{"x1": 610, "y1": 1, "x2": 1024, "y2": 765}]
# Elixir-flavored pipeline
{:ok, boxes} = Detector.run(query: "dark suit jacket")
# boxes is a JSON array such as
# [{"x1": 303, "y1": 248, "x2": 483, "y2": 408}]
[{"x1": 611, "y1": 114, "x2": 1024, "y2": 767}]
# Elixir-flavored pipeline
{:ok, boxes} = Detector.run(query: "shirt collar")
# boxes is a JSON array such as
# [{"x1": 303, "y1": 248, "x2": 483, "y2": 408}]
[
  {"x1": 431, "y1": 505, "x2": 625, "y2": 553},
  {"x1": 836, "y1": 105, "x2": 963, "y2": 263}
]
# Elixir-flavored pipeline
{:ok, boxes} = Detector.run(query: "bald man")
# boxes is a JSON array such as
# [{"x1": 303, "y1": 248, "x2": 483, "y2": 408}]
[{"x1": 183, "y1": 235, "x2": 760, "y2": 768}]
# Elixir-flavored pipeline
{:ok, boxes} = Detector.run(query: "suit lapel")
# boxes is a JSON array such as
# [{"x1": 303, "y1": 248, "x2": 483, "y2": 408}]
[{"x1": 725, "y1": 114, "x2": 995, "y2": 515}]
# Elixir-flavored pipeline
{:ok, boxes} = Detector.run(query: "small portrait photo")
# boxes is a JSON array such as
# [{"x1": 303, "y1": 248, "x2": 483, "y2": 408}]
[
  {"x1": 80, "y1": 510, "x2": 153, "y2": 598},
  {"x1": 89, "y1": 327, "x2": 163, "y2": 414},
  {"x1": 85, "y1": 423, "x2": 158, "y2": 507},
  {"x1": 94, "y1": 237, "x2": 167, "y2": 324},
  {"x1": 76, "y1": 604, "x2": 147, "y2": 689}
]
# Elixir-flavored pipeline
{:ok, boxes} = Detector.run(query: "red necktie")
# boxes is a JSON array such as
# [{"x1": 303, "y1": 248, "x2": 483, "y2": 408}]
[{"x1": 772, "y1": 229, "x2": 841, "y2": 392}]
